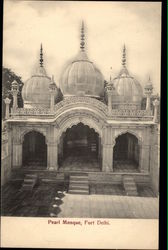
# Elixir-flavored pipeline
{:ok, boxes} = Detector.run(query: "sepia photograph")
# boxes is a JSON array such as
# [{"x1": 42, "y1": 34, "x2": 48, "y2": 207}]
[{"x1": 1, "y1": 0, "x2": 161, "y2": 248}]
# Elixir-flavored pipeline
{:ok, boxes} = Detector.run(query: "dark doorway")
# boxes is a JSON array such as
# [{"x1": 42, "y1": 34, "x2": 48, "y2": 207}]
[
  {"x1": 113, "y1": 132, "x2": 139, "y2": 172},
  {"x1": 22, "y1": 131, "x2": 47, "y2": 168},
  {"x1": 58, "y1": 123, "x2": 101, "y2": 171}
]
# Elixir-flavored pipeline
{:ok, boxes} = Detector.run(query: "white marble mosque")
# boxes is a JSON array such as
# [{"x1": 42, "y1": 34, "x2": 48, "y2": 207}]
[{"x1": 2, "y1": 22, "x2": 160, "y2": 196}]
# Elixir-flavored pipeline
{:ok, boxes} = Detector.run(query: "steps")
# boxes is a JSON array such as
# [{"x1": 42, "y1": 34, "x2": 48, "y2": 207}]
[
  {"x1": 21, "y1": 174, "x2": 38, "y2": 191},
  {"x1": 123, "y1": 176, "x2": 138, "y2": 196},
  {"x1": 68, "y1": 174, "x2": 89, "y2": 195}
]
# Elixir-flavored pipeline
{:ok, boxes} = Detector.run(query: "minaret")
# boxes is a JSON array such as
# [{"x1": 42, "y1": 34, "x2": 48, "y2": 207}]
[
  {"x1": 49, "y1": 75, "x2": 57, "y2": 112},
  {"x1": 11, "y1": 80, "x2": 19, "y2": 110},
  {"x1": 122, "y1": 44, "x2": 126, "y2": 67},
  {"x1": 39, "y1": 43, "x2": 43, "y2": 67},
  {"x1": 106, "y1": 67, "x2": 115, "y2": 115},
  {"x1": 144, "y1": 76, "x2": 153, "y2": 111},
  {"x1": 80, "y1": 21, "x2": 85, "y2": 51}
]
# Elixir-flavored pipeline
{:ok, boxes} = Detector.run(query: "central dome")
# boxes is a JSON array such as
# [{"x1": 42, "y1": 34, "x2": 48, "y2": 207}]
[{"x1": 59, "y1": 22, "x2": 104, "y2": 98}]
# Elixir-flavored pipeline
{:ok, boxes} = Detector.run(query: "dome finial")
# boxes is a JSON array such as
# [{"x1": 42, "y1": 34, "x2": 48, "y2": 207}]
[
  {"x1": 80, "y1": 20, "x2": 85, "y2": 51},
  {"x1": 40, "y1": 43, "x2": 43, "y2": 67},
  {"x1": 122, "y1": 44, "x2": 126, "y2": 67}
]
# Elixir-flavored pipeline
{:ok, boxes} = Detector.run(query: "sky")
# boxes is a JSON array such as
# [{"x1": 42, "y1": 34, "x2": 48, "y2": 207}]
[{"x1": 3, "y1": 0, "x2": 161, "y2": 94}]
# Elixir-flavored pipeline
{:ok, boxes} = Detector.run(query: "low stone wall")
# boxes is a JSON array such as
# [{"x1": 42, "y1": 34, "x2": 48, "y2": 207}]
[
  {"x1": 1, "y1": 126, "x2": 11, "y2": 186},
  {"x1": 88, "y1": 172, "x2": 150, "y2": 185}
]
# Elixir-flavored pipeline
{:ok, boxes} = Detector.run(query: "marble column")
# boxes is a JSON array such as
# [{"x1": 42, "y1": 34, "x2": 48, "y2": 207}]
[
  {"x1": 12, "y1": 142, "x2": 22, "y2": 168},
  {"x1": 139, "y1": 144, "x2": 150, "y2": 173},
  {"x1": 102, "y1": 144, "x2": 113, "y2": 172},
  {"x1": 59, "y1": 134, "x2": 64, "y2": 159},
  {"x1": 47, "y1": 142, "x2": 58, "y2": 171},
  {"x1": 98, "y1": 136, "x2": 101, "y2": 160}
]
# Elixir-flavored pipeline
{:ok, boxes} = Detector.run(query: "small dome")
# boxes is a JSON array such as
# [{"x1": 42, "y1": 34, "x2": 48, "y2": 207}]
[
  {"x1": 22, "y1": 45, "x2": 58, "y2": 108},
  {"x1": 59, "y1": 22, "x2": 104, "y2": 98},
  {"x1": 112, "y1": 46, "x2": 143, "y2": 109}
]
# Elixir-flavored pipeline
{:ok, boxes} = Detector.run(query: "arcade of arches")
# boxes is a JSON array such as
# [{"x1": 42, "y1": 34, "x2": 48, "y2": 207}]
[{"x1": 21, "y1": 128, "x2": 140, "y2": 172}]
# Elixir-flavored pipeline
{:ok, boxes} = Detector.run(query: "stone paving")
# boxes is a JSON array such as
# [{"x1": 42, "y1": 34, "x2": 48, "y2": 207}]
[
  {"x1": 1, "y1": 181, "x2": 158, "y2": 218},
  {"x1": 58, "y1": 194, "x2": 158, "y2": 218}
]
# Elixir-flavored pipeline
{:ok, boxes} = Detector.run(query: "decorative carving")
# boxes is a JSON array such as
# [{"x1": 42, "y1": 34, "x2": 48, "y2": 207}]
[
  {"x1": 110, "y1": 109, "x2": 152, "y2": 117},
  {"x1": 11, "y1": 95, "x2": 153, "y2": 122},
  {"x1": 57, "y1": 116, "x2": 103, "y2": 143},
  {"x1": 56, "y1": 108, "x2": 106, "y2": 129},
  {"x1": 54, "y1": 96, "x2": 107, "y2": 114},
  {"x1": 2, "y1": 131, "x2": 8, "y2": 143},
  {"x1": 11, "y1": 108, "x2": 52, "y2": 116}
]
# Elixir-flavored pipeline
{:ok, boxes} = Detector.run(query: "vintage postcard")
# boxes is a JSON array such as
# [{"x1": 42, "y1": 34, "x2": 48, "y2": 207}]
[{"x1": 1, "y1": 0, "x2": 161, "y2": 249}]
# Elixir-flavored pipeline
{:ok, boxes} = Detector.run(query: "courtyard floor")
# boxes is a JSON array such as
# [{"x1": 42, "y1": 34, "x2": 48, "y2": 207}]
[{"x1": 1, "y1": 181, "x2": 159, "y2": 219}]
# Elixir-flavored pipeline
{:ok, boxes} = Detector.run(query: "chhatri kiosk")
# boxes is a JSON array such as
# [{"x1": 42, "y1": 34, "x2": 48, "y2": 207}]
[{"x1": 4, "y1": 23, "x2": 160, "y2": 195}]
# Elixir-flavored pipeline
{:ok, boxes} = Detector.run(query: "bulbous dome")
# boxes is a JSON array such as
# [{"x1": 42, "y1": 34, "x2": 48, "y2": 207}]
[
  {"x1": 112, "y1": 46, "x2": 143, "y2": 109},
  {"x1": 59, "y1": 22, "x2": 104, "y2": 99},
  {"x1": 60, "y1": 51, "x2": 104, "y2": 98},
  {"x1": 22, "y1": 45, "x2": 58, "y2": 108}
]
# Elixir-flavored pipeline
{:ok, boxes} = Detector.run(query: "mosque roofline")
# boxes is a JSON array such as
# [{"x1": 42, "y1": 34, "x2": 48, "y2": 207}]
[{"x1": 6, "y1": 118, "x2": 155, "y2": 125}]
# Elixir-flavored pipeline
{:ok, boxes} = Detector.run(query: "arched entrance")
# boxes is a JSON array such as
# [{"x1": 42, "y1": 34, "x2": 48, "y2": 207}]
[
  {"x1": 113, "y1": 132, "x2": 139, "y2": 172},
  {"x1": 22, "y1": 131, "x2": 47, "y2": 168},
  {"x1": 58, "y1": 122, "x2": 101, "y2": 171}
]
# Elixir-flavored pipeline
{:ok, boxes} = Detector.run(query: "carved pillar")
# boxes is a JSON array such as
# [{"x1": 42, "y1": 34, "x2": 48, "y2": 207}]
[
  {"x1": 140, "y1": 144, "x2": 150, "y2": 173},
  {"x1": 4, "y1": 97, "x2": 11, "y2": 119},
  {"x1": 12, "y1": 142, "x2": 22, "y2": 168},
  {"x1": 60, "y1": 133, "x2": 65, "y2": 159},
  {"x1": 98, "y1": 136, "x2": 101, "y2": 160},
  {"x1": 47, "y1": 142, "x2": 58, "y2": 171},
  {"x1": 102, "y1": 144, "x2": 113, "y2": 172}
]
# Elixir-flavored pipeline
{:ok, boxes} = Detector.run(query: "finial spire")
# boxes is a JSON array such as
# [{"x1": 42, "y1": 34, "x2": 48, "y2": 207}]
[
  {"x1": 80, "y1": 20, "x2": 85, "y2": 51},
  {"x1": 122, "y1": 44, "x2": 126, "y2": 67},
  {"x1": 40, "y1": 43, "x2": 43, "y2": 67}
]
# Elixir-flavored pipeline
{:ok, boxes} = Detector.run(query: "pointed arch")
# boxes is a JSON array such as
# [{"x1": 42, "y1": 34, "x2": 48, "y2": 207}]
[
  {"x1": 113, "y1": 130, "x2": 142, "y2": 146},
  {"x1": 57, "y1": 116, "x2": 103, "y2": 143},
  {"x1": 20, "y1": 128, "x2": 47, "y2": 144}
]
